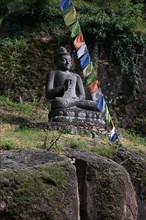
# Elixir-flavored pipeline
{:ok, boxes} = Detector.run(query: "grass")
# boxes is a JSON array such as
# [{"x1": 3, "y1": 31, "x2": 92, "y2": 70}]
[
  {"x1": 65, "y1": 138, "x2": 88, "y2": 149},
  {"x1": 0, "y1": 127, "x2": 43, "y2": 150},
  {"x1": 91, "y1": 141, "x2": 122, "y2": 157},
  {"x1": 0, "y1": 96, "x2": 146, "y2": 157},
  {"x1": 119, "y1": 128, "x2": 146, "y2": 151},
  {"x1": 0, "y1": 96, "x2": 33, "y2": 114}
]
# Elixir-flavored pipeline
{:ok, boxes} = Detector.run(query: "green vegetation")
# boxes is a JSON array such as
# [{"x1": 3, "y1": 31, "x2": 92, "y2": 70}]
[
  {"x1": 0, "y1": 0, "x2": 145, "y2": 99},
  {"x1": 0, "y1": 37, "x2": 54, "y2": 99},
  {"x1": 0, "y1": 138, "x2": 18, "y2": 150},
  {"x1": 0, "y1": 96, "x2": 145, "y2": 156},
  {"x1": 0, "y1": 0, "x2": 145, "y2": 154},
  {"x1": 121, "y1": 128, "x2": 146, "y2": 149},
  {"x1": 66, "y1": 138, "x2": 88, "y2": 149},
  {"x1": 0, "y1": 128, "x2": 47, "y2": 150},
  {"x1": 0, "y1": 0, "x2": 145, "y2": 98},
  {"x1": 91, "y1": 142, "x2": 122, "y2": 157},
  {"x1": 78, "y1": 0, "x2": 145, "y2": 96},
  {"x1": 0, "y1": 96, "x2": 32, "y2": 113},
  {"x1": 0, "y1": 161, "x2": 69, "y2": 218}
]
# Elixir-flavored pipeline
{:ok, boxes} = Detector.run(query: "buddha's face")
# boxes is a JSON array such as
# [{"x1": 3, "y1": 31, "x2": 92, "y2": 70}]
[{"x1": 57, "y1": 54, "x2": 72, "y2": 71}]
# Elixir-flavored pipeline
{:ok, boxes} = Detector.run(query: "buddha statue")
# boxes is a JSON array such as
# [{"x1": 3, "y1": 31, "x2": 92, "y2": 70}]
[{"x1": 45, "y1": 47, "x2": 101, "y2": 124}]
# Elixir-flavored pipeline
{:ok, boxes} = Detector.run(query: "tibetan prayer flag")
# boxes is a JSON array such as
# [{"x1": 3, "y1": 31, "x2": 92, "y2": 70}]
[
  {"x1": 106, "y1": 112, "x2": 111, "y2": 125},
  {"x1": 70, "y1": 21, "x2": 81, "y2": 38},
  {"x1": 105, "y1": 105, "x2": 111, "y2": 125},
  {"x1": 59, "y1": 0, "x2": 73, "y2": 12},
  {"x1": 83, "y1": 62, "x2": 93, "y2": 77},
  {"x1": 59, "y1": 0, "x2": 120, "y2": 144},
  {"x1": 88, "y1": 80, "x2": 99, "y2": 94},
  {"x1": 77, "y1": 42, "x2": 87, "y2": 59},
  {"x1": 109, "y1": 127, "x2": 119, "y2": 142},
  {"x1": 91, "y1": 88, "x2": 103, "y2": 101},
  {"x1": 85, "y1": 72, "x2": 96, "y2": 85},
  {"x1": 79, "y1": 52, "x2": 90, "y2": 69},
  {"x1": 96, "y1": 96, "x2": 106, "y2": 112},
  {"x1": 63, "y1": 7, "x2": 77, "y2": 27},
  {"x1": 73, "y1": 32, "x2": 84, "y2": 49}
]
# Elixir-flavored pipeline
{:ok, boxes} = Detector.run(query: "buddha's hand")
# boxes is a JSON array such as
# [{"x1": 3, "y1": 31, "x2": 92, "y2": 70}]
[
  {"x1": 63, "y1": 79, "x2": 71, "y2": 91},
  {"x1": 79, "y1": 94, "x2": 85, "y2": 100}
]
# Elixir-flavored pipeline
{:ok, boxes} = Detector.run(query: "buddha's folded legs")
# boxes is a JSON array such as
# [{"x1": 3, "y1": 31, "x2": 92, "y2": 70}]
[
  {"x1": 51, "y1": 97, "x2": 79, "y2": 109},
  {"x1": 51, "y1": 97, "x2": 100, "y2": 112},
  {"x1": 76, "y1": 100, "x2": 100, "y2": 111}
]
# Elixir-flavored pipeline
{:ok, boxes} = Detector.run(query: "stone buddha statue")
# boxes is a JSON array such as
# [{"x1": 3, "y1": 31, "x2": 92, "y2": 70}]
[{"x1": 45, "y1": 47, "x2": 101, "y2": 124}]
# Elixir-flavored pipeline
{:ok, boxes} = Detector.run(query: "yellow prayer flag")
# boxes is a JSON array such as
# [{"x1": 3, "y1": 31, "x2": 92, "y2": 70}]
[
  {"x1": 83, "y1": 62, "x2": 93, "y2": 77},
  {"x1": 63, "y1": 7, "x2": 77, "y2": 27}
]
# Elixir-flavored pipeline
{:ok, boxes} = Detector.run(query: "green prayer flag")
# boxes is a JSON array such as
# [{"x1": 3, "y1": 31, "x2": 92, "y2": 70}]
[
  {"x1": 85, "y1": 72, "x2": 97, "y2": 85},
  {"x1": 69, "y1": 21, "x2": 81, "y2": 38},
  {"x1": 63, "y1": 7, "x2": 77, "y2": 27},
  {"x1": 106, "y1": 113, "x2": 111, "y2": 125},
  {"x1": 105, "y1": 105, "x2": 111, "y2": 125}
]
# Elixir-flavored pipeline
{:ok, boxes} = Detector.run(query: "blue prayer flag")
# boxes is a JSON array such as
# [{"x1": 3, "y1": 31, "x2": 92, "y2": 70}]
[
  {"x1": 59, "y1": 0, "x2": 73, "y2": 12},
  {"x1": 96, "y1": 96, "x2": 106, "y2": 112},
  {"x1": 79, "y1": 52, "x2": 90, "y2": 69},
  {"x1": 109, "y1": 127, "x2": 119, "y2": 142}
]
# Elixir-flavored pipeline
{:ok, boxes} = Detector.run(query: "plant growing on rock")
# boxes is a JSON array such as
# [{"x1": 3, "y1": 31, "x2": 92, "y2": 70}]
[{"x1": 78, "y1": 0, "x2": 145, "y2": 96}]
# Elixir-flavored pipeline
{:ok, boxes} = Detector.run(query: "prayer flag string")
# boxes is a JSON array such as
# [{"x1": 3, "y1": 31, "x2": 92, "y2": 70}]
[{"x1": 59, "y1": 0, "x2": 119, "y2": 142}]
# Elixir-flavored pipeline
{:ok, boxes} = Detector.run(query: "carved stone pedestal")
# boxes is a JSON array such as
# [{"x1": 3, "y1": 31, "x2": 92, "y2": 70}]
[{"x1": 48, "y1": 107, "x2": 105, "y2": 126}]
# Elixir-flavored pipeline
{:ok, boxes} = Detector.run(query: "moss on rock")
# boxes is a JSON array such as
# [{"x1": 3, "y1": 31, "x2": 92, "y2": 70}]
[
  {"x1": 111, "y1": 147, "x2": 146, "y2": 220},
  {"x1": 0, "y1": 150, "x2": 79, "y2": 220},
  {"x1": 71, "y1": 150, "x2": 137, "y2": 220}
]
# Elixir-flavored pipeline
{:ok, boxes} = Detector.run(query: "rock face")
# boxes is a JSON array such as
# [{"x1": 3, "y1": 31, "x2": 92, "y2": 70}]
[
  {"x1": 0, "y1": 149, "x2": 80, "y2": 220},
  {"x1": 0, "y1": 149, "x2": 137, "y2": 220},
  {"x1": 71, "y1": 151, "x2": 137, "y2": 220},
  {"x1": 97, "y1": 57, "x2": 146, "y2": 134},
  {"x1": 111, "y1": 148, "x2": 146, "y2": 220}
]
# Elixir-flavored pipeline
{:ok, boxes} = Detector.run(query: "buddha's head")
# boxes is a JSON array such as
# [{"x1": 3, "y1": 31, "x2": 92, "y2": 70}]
[{"x1": 55, "y1": 47, "x2": 72, "y2": 71}]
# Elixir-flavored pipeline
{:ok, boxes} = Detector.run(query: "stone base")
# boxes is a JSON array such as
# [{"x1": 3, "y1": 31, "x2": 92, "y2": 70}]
[
  {"x1": 48, "y1": 107, "x2": 105, "y2": 126},
  {"x1": 47, "y1": 122, "x2": 109, "y2": 138}
]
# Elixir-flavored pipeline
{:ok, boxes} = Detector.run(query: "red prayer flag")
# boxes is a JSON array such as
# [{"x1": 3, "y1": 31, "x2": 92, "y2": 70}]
[
  {"x1": 73, "y1": 32, "x2": 84, "y2": 49},
  {"x1": 88, "y1": 80, "x2": 99, "y2": 94}
]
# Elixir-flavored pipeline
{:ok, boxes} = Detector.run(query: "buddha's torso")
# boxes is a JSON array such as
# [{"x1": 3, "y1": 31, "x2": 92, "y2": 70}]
[{"x1": 54, "y1": 70, "x2": 78, "y2": 99}]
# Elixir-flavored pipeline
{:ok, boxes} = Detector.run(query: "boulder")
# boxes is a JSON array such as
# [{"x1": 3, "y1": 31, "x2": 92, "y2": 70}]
[
  {"x1": 0, "y1": 149, "x2": 80, "y2": 220},
  {"x1": 111, "y1": 148, "x2": 146, "y2": 220},
  {"x1": 0, "y1": 149, "x2": 137, "y2": 220},
  {"x1": 70, "y1": 150, "x2": 137, "y2": 220}
]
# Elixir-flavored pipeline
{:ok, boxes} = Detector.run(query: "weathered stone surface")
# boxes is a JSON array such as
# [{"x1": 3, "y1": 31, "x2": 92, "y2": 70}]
[
  {"x1": 0, "y1": 149, "x2": 138, "y2": 220},
  {"x1": 70, "y1": 151, "x2": 137, "y2": 220},
  {"x1": 0, "y1": 149, "x2": 80, "y2": 220},
  {"x1": 48, "y1": 104, "x2": 104, "y2": 125},
  {"x1": 111, "y1": 148, "x2": 146, "y2": 220},
  {"x1": 97, "y1": 58, "x2": 146, "y2": 134}
]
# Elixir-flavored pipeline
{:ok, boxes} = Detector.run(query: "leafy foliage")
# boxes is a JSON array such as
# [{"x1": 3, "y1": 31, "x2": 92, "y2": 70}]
[
  {"x1": 0, "y1": 0, "x2": 146, "y2": 98},
  {"x1": 0, "y1": 96, "x2": 32, "y2": 113},
  {"x1": 0, "y1": 0, "x2": 65, "y2": 39},
  {"x1": 79, "y1": 0, "x2": 144, "y2": 37},
  {"x1": 111, "y1": 32, "x2": 144, "y2": 95},
  {"x1": 0, "y1": 37, "x2": 30, "y2": 97},
  {"x1": 78, "y1": 0, "x2": 145, "y2": 96}
]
